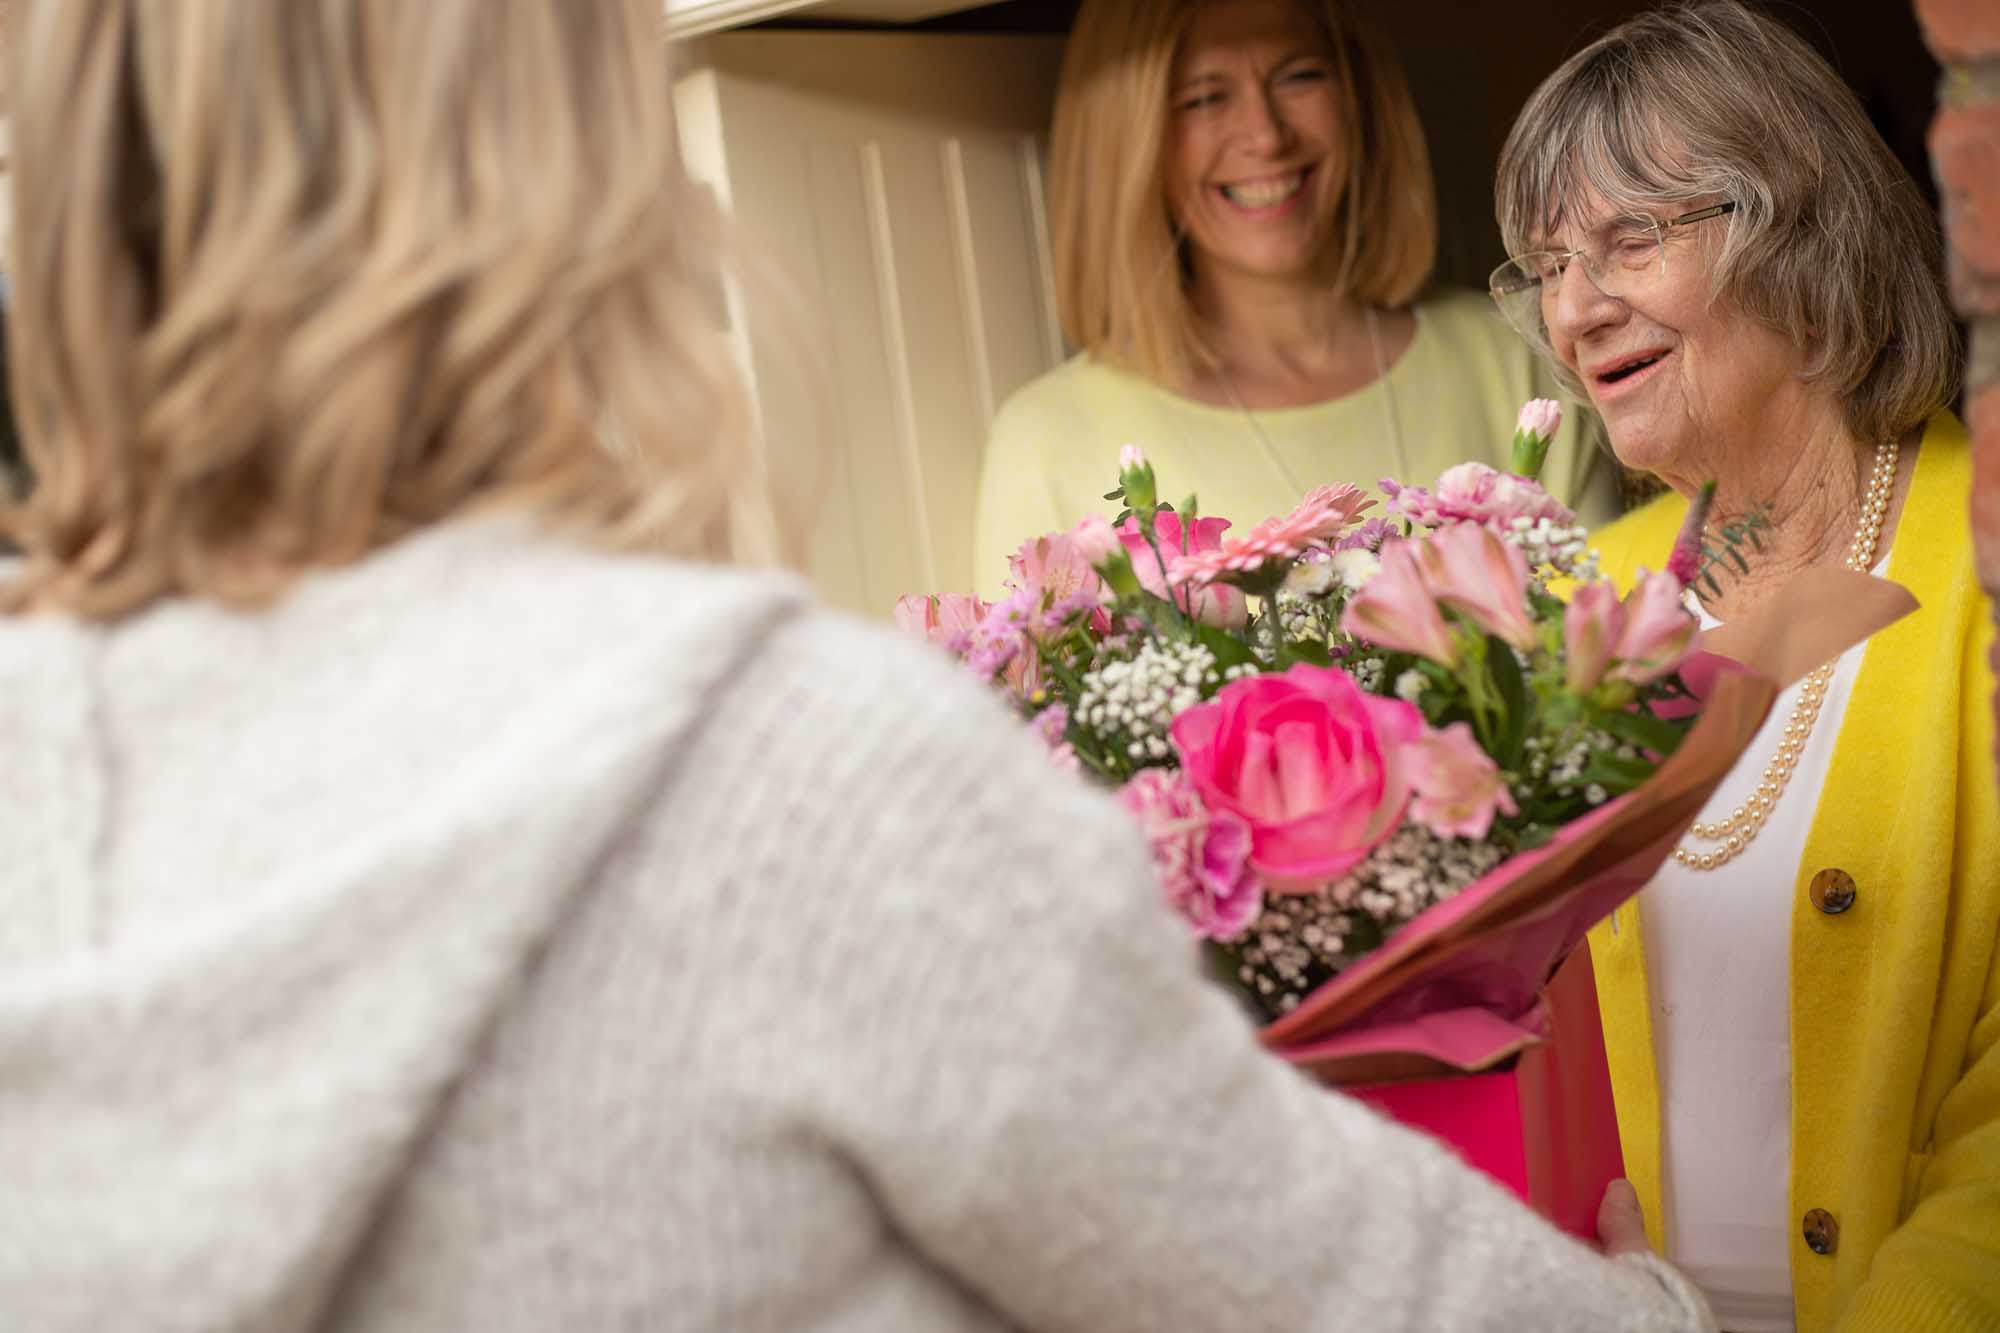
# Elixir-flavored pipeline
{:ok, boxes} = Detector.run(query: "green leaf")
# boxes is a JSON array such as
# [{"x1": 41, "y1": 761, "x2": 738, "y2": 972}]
[
  {"x1": 1576, "y1": 760, "x2": 1650, "y2": 795},
  {"x1": 1286, "y1": 638, "x2": 1333, "y2": 667},
  {"x1": 1103, "y1": 488, "x2": 1126, "y2": 502},
  {"x1": 1594, "y1": 706, "x2": 1689, "y2": 758},
  {"x1": 1484, "y1": 633, "x2": 1533, "y2": 768},
  {"x1": 1194, "y1": 621, "x2": 1255, "y2": 669}
]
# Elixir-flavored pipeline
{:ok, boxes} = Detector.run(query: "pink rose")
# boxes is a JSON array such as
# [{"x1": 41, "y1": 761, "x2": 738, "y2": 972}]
[
  {"x1": 1117, "y1": 510, "x2": 1249, "y2": 630},
  {"x1": 1340, "y1": 538, "x2": 1459, "y2": 666},
  {"x1": 1407, "y1": 722, "x2": 1519, "y2": 840},
  {"x1": 1413, "y1": 522, "x2": 1539, "y2": 653},
  {"x1": 1382, "y1": 462, "x2": 1575, "y2": 530},
  {"x1": 1117, "y1": 768, "x2": 1262, "y2": 940},
  {"x1": 1607, "y1": 569, "x2": 1698, "y2": 684},
  {"x1": 1170, "y1": 664, "x2": 1424, "y2": 892}
]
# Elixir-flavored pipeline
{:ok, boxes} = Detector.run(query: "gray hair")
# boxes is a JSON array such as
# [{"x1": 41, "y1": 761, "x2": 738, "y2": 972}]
[{"x1": 1494, "y1": 0, "x2": 1959, "y2": 444}]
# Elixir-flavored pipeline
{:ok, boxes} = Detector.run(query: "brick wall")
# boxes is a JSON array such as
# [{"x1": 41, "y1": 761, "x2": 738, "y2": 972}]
[{"x1": 1918, "y1": 0, "x2": 2000, "y2": 776}]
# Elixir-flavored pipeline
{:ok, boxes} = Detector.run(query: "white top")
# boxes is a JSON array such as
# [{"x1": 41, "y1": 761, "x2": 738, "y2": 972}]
[
  {"x1": 1643, "y1": 560, "x2": 1887, "y2": 1333},
  {"x1": 0, "y1": 519, "x2": 1715, "y2": 1333}
]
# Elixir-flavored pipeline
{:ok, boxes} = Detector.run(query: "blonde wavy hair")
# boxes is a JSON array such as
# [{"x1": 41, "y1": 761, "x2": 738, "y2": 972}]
[
  {"x1": 2, "y1": 0, "x2": 782, "y2": 618},
  {"x1": 1049, "y1": 0, "x2": 1437, "y2": 388}
]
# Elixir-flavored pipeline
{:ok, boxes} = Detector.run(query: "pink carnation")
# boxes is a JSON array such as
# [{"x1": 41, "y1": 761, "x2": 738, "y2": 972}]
[
  {"x1": 1381, "y1": 462, "x2": 1574, "y2": 530},
  {"x1": 1168, "y1": 484, "x2": 1374, "y2": 590},
  {"x1": 1117, "y1": 768, "x2": 1262, "y2": 940},
  {"x1": 1516, "y1": 398, "x2": 1562, "y2": 443}
]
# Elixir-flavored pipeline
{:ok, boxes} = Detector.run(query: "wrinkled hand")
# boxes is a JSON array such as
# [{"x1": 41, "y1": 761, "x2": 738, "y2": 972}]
[{"x1": 1597, "y1": 1178, "x2": 1652, "y2": 1257}]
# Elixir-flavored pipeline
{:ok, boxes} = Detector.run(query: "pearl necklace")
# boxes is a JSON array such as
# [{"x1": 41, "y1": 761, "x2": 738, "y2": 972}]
[{"x1": 1670, "y1": 439, "x2": 1898, "y2": 873}]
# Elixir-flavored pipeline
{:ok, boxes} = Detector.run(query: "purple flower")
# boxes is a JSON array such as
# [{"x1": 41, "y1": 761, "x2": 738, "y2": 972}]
[
  {"x1": 1336, "y1": 517, "x2": 1397, "y2": 552},
  {"x1": 1667, "y1": 481, "x2": 1717, "y2": 587}
]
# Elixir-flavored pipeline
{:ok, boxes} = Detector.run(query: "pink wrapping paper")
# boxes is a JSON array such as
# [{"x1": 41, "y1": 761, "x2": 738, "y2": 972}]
[
  {"x1": 1259, "y1": 663, "x2": 1779, "y2": 1077},
  {"x1": 1250, "y1": 567, "x2": 1915, "y2": 1236}
]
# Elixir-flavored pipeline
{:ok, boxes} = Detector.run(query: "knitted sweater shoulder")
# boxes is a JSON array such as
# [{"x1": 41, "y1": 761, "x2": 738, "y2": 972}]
[{"x1": 0, "y1": 520, "x2": 1712, "y2": 1333}]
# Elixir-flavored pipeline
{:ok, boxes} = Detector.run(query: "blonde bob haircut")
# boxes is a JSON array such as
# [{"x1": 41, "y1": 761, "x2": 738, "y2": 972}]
[
  {"x1": 3, "y1": 0, "x2": 781, "y2": 619},
  {"x1": 1495, "y1": 0, "x2": 1959, "y2": 445},
  {"x1": 1049, "y1": 0, "x2": 1437, "y2": 388}
]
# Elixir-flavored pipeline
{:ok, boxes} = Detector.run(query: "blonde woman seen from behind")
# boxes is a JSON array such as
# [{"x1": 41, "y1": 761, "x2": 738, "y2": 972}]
[
  {"x1": 974, "y1": 0, "x2": 1617, "y2": 593},
  {"x1": 0, "y1": 2, "x2": 1715, "y2": 1330}
]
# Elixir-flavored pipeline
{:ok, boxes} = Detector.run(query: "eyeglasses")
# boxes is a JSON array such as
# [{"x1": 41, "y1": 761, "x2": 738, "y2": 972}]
[{"x1": 1488, "y1": 202, "x2": 1737, "y2": 345}]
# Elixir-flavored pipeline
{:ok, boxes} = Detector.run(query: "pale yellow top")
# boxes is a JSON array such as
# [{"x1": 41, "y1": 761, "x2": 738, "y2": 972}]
[{"x1": 972, "y1": 289, "x2": 1618, "y2": 594}]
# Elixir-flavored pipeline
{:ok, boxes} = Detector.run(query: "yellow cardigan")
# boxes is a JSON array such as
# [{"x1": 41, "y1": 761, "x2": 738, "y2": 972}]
[{"x1": 1586, "y1": 411, "x2": 2000, "y2": 1330}]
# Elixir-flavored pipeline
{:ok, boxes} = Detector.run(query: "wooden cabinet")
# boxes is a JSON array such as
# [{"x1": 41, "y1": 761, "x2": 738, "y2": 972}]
[{"x1": 675, "y1": 32, "x2": 1065, "y2": 617}]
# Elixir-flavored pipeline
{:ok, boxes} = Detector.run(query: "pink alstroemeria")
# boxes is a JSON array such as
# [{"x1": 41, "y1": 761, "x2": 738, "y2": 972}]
[
  {"x1": 1340, "y1": 538, "x2": 1459, "y2": 667},
  {"x1": 1117, "y1": 767, "x2": 1263, "y2": 940},
  {"x1": 1606, "y1": 569, "x2": 1698, "y2": 684},
  {"x1": 893, "y1": 591, "x2": 990, "y2": 649},
  {"x1": 1009, "y1": 531, "x2": 1101, "y2": 612},
  {"x1": 1562, "y1": 578, "x2": 1626, "y2": 694},
  {"x1": 1168, "y1": 483, "x2": 1374, "y2": 590},
  {"x1": 1381, "y1": 462, "x2": 1575, "y2": 530},
  {"x1": 1413, "y1": 522, "x2": 1539, "y2": 653},
  {"x1": 1407, "y1": 721, "x2": 1519, "y2": 840},
  {"x1": 1117, "y1": 510, "x2": 1249, "y2": 630}
]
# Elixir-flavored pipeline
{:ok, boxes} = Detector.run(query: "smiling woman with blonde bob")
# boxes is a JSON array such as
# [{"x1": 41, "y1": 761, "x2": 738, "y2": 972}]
[
  {"x1": 1491, "y1": 3, "x2": 1997, "y2": 1329},
  {"x1": 973, "y1": 0, "x2": 1617, "y2": 590}
]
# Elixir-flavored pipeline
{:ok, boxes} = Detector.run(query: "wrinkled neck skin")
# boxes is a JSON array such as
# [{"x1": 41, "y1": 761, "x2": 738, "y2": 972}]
[{"x1": 1662, "y1": 392, "x2": 1917, "y2": 623}]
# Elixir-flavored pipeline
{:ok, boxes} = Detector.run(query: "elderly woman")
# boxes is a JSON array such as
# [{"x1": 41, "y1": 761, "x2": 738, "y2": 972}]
[
  {"x1": 1491, "y1": 4, "x2": 1998, "y2": 1330},
  {"x1": 0, "y1": 1, "x2": 1723, "y2": 1329},
  {"x1": 972, "y1": 0, "x2": 1617, "y2": 591}
]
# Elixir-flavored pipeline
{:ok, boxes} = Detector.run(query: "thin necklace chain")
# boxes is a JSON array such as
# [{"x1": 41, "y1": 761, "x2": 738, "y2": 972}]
[
  {"x1": 1670, "y1": 439, "x2": 1899, "y2": 873},
  {"x1": 1216, "y1": 305, "x2": 1409, "y2": 487}
]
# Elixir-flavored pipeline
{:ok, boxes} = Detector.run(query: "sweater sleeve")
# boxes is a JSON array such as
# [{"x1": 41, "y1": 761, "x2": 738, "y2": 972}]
[{"x1": 751, "y1": 614, "x2": 1716, "y2": 1333}]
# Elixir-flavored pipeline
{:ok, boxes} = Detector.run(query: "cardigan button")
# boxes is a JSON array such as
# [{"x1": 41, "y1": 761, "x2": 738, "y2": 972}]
[
  {"x1": 1808, "y1": 868, "x2": 1857, "y2": 915},
  {"x1": 1803, "y1": 1208, "x2": 1840, "y2": 1255}
]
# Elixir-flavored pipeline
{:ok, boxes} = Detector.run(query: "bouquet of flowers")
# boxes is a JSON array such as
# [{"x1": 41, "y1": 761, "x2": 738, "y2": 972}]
[
  {"x1": 902, "y1": 405, "x2": 1917, "y2": 1235},
  {"x1": 902, "y1": 403, "x2": 1723, "y2": 1021}
]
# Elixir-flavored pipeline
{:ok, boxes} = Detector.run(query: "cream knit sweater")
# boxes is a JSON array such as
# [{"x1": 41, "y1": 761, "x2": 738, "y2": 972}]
[{"x1": 0, "y1": 520, "x2": 1713, "y2": 1332}]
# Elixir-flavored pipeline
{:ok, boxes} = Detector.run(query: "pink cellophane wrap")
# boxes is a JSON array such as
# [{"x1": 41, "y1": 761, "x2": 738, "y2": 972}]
[
  {"x1": 1260, "y1": 661, "x2": 1779, "y2": 1077},
  {"x1": 1249, "y1": 567, "x2": 1915, "y2": 1237}
]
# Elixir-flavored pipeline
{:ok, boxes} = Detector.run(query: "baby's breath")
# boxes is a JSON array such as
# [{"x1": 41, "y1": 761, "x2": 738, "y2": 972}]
[
  {"x1": 1075, "y1": 640, "x2": 1221, "y2": 763},
  {"x1": 1223, "y1": 826, "x2": 1507, "y2": 1019}
]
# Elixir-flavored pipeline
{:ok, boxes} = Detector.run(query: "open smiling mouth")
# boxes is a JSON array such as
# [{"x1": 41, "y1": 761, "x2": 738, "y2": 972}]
[
  {"x1": 1597, "y1": 350, "x2": 1668, "y2": 385},
  {"x1": 1217, "y1": 168, "x2": 1309, "y2": 209}
]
